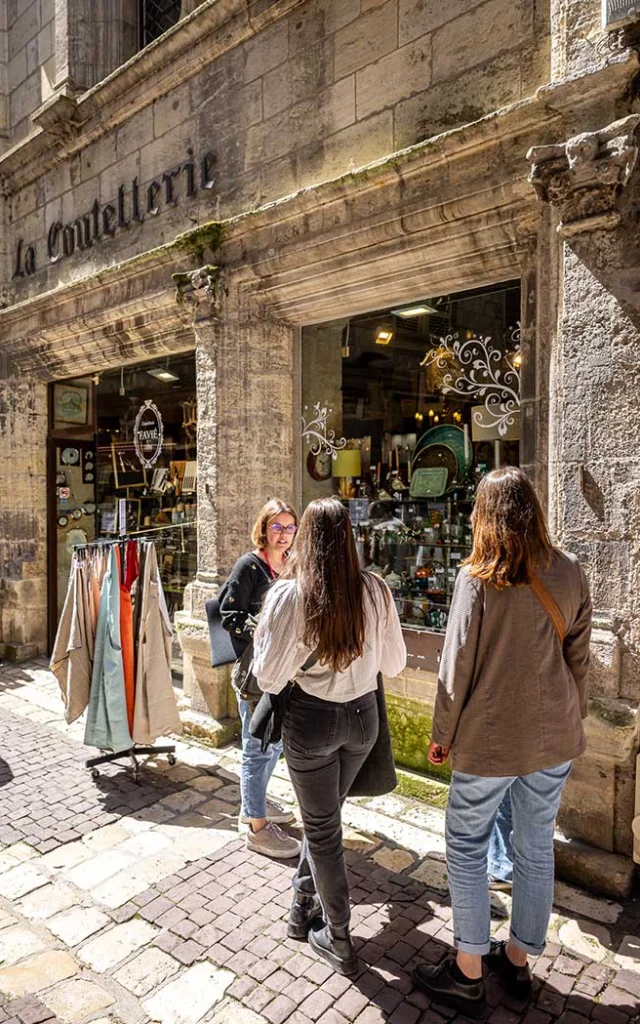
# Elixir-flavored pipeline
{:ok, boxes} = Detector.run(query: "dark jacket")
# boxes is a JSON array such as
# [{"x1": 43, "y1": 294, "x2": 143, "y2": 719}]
[{"x1": 219, "y1": 552, "x2": 273, "y2": 655}]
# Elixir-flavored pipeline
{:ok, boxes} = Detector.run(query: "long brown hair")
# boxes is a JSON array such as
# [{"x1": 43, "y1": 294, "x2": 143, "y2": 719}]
[
  {"x1": 282, "y1": 497, "x2": 383, "y2": 672},
  {"x1": 251, "y1": 498, "x2": 298, "y2": 549},
  {"x1": 465, "y1": 467, "x2": 556, "y2": 588}
]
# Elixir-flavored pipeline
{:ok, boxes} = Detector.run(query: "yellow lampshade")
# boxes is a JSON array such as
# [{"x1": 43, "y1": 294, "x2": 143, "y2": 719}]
[{"x1": 332, "y1": 449, "x2": 362, "y2": 477}]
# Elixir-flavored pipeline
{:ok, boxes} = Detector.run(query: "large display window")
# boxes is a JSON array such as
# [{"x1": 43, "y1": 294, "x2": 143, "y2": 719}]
[
  {"x1": 301, "y1": 282, "x2": 521, "y2": 636},
  {"x1": 49, "y1": 352, "x2": 197, "y2": 677}
]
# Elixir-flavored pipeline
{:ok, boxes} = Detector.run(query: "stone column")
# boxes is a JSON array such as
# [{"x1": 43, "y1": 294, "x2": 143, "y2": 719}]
[
  {"x1": 528, "y1": 115, "x2": 640, "y2": 893},
  {"x1": 0, "y1": 372, "x2": 48, "y2": 659},
  {"x1": 175, "y1": 270, "x2": 296, "y2": 742}
]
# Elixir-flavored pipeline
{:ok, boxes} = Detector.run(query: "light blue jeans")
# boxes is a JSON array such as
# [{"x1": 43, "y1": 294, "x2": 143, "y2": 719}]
[
  {"x1": 488, "y1": 791, "x2": 513, "y2": 883},
  {"x1": 446, "y1": 761, "x2": 572, "y2": 956},
  {"x1": 238, "y1": 696, "x2": 282, "y2": 819}
]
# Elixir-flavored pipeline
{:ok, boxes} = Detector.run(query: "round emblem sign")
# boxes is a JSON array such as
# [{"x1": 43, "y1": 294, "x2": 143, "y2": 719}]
[{"x1": 134, "y1": 400, "x2": 164, "y2": 469}]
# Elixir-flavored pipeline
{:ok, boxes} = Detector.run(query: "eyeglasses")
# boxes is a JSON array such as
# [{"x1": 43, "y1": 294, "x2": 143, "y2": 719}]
[{"x1": 269, "y1": 523, "x2": 297, "y2": 535}]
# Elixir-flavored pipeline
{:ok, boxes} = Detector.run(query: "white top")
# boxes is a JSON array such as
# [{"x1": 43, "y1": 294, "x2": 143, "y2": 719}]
[{"x1": 253, "y1": 576, "x2": 407, "y2": 702}]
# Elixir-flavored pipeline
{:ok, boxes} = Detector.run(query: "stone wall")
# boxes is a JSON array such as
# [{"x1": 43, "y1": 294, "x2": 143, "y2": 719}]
[
  {"x1": 6, "y1": 0, "x2": 551, "y2": 304},
  {"x1": 7, "y1": 0, "x2": 53, "y2": 143},
  {"x1": 0, "y1": 375, "x2": 48, "y2": 656}
]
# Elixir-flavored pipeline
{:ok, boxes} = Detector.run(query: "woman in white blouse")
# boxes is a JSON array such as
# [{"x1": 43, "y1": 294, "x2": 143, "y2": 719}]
[{"x1": 253, "y1": 497, "x2": 406, "y2": 976}]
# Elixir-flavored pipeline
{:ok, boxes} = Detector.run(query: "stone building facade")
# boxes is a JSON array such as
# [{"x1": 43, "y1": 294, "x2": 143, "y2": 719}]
[{"x1": 0, "y1": 0, "x2": 639, "y2": 894}]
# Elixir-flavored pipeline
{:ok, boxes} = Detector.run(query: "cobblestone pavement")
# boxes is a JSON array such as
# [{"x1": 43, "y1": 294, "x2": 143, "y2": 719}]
[{"x1": 0, "y1": 660, "x2": 638, "y2": 1024}]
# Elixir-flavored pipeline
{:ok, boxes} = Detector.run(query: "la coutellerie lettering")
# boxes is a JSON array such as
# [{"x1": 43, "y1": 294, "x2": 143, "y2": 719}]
[{"x1": 13, "y1": 148, "x2": 215, "y2": 279}]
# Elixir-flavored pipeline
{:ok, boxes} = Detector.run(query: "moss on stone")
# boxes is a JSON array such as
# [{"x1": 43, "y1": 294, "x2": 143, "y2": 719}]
[
  {"x1": 173, "y1": 222, "x2": 226, "y2": 262},
  {"x1": 588, "y1": 697, "x2": 636, "y2": 729},
  {"x1": 395, "y1": 767, "x2": 449, "y2": 810},
  {"x1": 386, "y1": 692, "x2": 451, "y2": 782}
]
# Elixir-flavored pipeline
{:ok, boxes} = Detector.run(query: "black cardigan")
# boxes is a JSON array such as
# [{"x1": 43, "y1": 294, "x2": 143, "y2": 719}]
[{"x1": 218, "y1": 552, "x2": 273, "y2": 655}]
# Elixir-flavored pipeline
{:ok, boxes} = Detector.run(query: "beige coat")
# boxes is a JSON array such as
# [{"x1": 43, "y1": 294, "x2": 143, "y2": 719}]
[
  {"x1": 132, "y1": 544, "x2": 182, "y2": 744},
  {"x1": 432, "y1": 550, "x2": 592, "y2": 777},
  {"x1": 50, "y1": 560, "x2": 92, "y2": 724}
]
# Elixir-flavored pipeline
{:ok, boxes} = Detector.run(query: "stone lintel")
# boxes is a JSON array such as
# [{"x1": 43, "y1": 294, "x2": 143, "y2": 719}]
[{"x1": 527, "y1": 114, "x2": 640, "y2": 236}]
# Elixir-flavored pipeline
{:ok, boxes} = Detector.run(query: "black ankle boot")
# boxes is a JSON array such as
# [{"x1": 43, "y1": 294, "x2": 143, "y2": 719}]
[
  {"x1": 308, "y1": 921, "x2": 358, "y2": 977},
  {"x1": 413, "y1": 957, "x2": 486, "y2": 1018},
  {"x1": 287, "y1": 893, "x2": 322, "y2": 940}
]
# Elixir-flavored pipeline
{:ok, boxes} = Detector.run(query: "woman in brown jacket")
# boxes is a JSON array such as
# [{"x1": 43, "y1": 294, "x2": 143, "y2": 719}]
[{"x1": 413, "y1": 467, "x2": 592, "y2": 1017}]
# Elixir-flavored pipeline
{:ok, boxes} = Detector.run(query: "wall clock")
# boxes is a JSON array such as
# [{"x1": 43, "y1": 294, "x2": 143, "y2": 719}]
[{"x1": 307, "y1": 449, "x2": 333, "y2": 482}]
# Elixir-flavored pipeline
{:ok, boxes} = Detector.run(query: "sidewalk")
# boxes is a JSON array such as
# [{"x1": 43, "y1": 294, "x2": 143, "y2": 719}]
[{"x1": 0, "y1": 660, "x2": 637, "y2": 1024}]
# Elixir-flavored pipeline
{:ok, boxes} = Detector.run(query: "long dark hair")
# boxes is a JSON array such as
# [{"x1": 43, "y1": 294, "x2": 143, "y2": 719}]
[
  {"x1": 464, "y1": 467, "x2": 556, "y2": 588},
  {"x1": 282, "y1": 497, "x2": 382, "y2": 672}
]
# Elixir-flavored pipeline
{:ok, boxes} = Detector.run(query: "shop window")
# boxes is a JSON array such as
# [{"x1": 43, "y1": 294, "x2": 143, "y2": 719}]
[
  {"x1": 49, "y1": 353, "x2": 197, "y2": 680},
  {"x1": 301, "y1": 282, "x2": 521, "y2": 636},
  {"x1": 139, "y1": 0, "x2": 183, "y2": 48}
]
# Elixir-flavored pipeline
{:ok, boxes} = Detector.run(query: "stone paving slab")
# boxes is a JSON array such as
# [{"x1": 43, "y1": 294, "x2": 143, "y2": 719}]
[{"x1": 0, "y1": 661, "x2": 637, "y2": 1024}]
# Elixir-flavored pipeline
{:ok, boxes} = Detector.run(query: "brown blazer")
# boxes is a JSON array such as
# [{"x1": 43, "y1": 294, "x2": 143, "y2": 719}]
[{"x1": 432, "y1": 550, "x2": 592, "y2": 777}]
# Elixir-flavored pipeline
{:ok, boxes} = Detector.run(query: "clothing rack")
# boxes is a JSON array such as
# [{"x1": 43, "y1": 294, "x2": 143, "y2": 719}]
[{"x1": 70, "y1": 538, "x2": 178, "y2": 784}]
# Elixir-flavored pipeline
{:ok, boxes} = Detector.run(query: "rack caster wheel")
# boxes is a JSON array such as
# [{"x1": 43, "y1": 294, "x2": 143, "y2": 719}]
[
  {"x1": 167, "y1": 754, "x2": 177, "y2": 766},
  {"x1": 91, "y1": 768, "x2": 100, "y2": 779}
]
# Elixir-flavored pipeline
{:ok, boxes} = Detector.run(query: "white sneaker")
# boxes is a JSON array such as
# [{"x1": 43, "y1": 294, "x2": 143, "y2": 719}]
[
  {"x1": 240, "y1": 800, "x2": 295, "y2": 825},
  {"x1": 246, "y1": 822, "x2": 301, "y2": 860}
]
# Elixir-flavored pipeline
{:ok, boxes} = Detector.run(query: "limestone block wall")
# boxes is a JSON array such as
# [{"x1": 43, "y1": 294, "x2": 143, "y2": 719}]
[
  {"x1": 547, "y1": 182, "x2": 640, "y2": 859},
  {"x1": 7, "y1": 0, "x2": 551, "y2": 304},
  {"x1": 7, "y1": 0, "x2": 53, "y2": 143},
  {"x1": 0, "y1": 375, "x2": 48, "y2": 654}
]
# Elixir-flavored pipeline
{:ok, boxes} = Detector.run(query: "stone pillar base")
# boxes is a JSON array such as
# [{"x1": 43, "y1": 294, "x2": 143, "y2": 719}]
[{"x1": 554, "y1": 836, "x2": 636, "y2": 900}]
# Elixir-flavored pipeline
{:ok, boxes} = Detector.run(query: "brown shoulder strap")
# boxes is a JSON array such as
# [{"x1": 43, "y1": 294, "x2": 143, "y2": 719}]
[{"x1": 530, "y1": 574, "x2": 566, "y2": 643}]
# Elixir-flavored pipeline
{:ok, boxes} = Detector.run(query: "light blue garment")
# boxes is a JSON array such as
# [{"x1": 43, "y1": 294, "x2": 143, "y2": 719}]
[
  {"x1": 237, "y1": 694, "x2": 281, "y2": 818},
  {"x1": 84, "y1": 547, "x2": 133, "y2": 753},
  {"x1": 488, "y1": 791, "x2": 513, "y2": 883},
  {"x1": 446, "y1": 761, "x2": 572, "y2": 956}
]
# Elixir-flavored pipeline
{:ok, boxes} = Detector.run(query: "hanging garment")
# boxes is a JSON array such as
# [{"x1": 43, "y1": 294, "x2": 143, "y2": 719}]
[
  {"x1": 116, "y1": 546, "x2": 136, "y2": 734},
  {"x1": 84, "y1": 546, "x2": 134, "y2": 753},
  {"x1": 132, "y1": 543, "x2": 182, "y2": 744},
  {"x1": 88, "y1": 547, "x2": 105, "y2": 638},
  {"x1": 50, "y1": 557, "x2": 92, "y2": 724}
]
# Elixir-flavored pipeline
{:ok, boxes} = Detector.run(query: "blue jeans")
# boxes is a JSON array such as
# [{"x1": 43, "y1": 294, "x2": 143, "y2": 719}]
[
  {"x1": 488, "y1": 791, "x2": 513, "y2": 883},
  {"x1": 446, "y1": 761, "x2": 572, "y2": 956},
  {"x1": 238, "y1": 696, "x2": 282, "y2": 819}
]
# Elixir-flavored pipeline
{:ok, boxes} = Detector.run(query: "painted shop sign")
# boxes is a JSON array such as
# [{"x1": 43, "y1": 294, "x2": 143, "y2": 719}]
[
  {"x1": 12, "y1": 148, "x2": 215, "y2": 279},
  {"x1": 134, "y1": 400, "x2": 164, "y2": 469}
]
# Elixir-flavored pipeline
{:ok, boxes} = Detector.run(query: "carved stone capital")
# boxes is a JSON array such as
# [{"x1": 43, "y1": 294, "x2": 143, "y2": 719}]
[
  {"x1": 527, "y1": 114, "x2": 640, "y2": 237},
  {"x1": 30, "y1": 86, "x2": 84, "y2": 146},
  {"x1": 173, "y1": 264, "x2": 226, "y2": 318}
]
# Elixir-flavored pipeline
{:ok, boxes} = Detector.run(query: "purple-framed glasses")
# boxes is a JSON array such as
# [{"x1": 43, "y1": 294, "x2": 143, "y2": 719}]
[{"x1": 269, "y1": 523, "x2": 298, "y2": 534}]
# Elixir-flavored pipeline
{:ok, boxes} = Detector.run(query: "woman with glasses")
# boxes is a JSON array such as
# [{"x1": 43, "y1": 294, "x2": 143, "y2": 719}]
[{"x1": 220, "y1": 498, "x2": 301, "y2": 859}]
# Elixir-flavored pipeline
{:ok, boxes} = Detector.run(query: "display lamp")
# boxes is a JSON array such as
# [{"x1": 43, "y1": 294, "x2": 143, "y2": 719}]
[{"x1": 332, "y1": 449, "x2": 362, "y2": 499}]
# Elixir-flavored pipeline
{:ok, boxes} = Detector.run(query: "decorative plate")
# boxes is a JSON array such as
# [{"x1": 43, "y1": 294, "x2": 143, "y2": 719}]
[
  {"x1": 66, "y1": 529, "x2": 87, "y2": 553},
  {"x1": 413, "y1": 425, "x2": 472, "y2": 476},
  {"x1": 412, "y1": 443, "x2": 458, "y2": 488},
  {"x1": 409, "y1": 467, "x2": 448, "y2": 498},
  {"x1": 57, "y1": 515, "x2": 68, "y2": 528},
  {"x1": 84, "y1": 472, "x2": 94, "y2": 482},
  {"x1": 61, "y1": 447, "x2": 80, "y2": 465},
  {"x1": 70, "y1": 508, "x2": 83, "y2": 520},
  {"x1": 83, "y1": 503, "x2": 96, "y2": 515}
]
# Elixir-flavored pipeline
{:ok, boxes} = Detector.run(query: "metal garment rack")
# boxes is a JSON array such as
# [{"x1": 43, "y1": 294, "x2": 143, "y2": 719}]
[
  {"x1": 73, "y1": 538, "x2": 178, "y2": 784},
  {"x1": 86, "y1": 745, "x2": 176, "y2": 783}
]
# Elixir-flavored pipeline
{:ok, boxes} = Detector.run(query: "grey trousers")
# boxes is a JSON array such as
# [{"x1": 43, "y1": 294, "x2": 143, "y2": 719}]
[{"x1": 283, "y1": 685, "x2": 379, "y2": 930}]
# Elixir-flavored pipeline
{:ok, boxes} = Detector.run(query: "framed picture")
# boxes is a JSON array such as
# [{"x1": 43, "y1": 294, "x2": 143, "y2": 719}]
[{"x1": 53, "y1": 383, "x2": 89, "y2": 426}]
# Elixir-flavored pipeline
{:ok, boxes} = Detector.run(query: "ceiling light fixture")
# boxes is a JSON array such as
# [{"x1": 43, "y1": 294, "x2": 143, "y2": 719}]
[
  {"x1": 375, "y1": 328, "x2": 394, "y2": 345},
  {"x1": 391, "y1": 303, "x2": 439, "y2": 318},
  {"x1": 147, "y1": 367, "x2": 180, "y2": 382}
]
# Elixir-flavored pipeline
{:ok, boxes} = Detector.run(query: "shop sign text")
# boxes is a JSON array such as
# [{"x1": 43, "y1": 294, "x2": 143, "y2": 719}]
[
  {"x1": 134, "y1": 400, "x2": 164, "y2": 469},
  {"x1": 13, "y1": 147, "x2": 215, "y2": 279}
]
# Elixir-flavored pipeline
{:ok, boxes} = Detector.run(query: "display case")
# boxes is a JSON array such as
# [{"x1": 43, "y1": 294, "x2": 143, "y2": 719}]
[{"x1": 348, "y1": 488, "x2": 473, "y2": 632}]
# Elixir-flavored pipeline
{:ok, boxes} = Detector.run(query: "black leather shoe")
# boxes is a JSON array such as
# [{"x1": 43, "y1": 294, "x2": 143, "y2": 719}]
[
  {"x1": 413, "y1": 957, "x2": 486, "y2": 1018},
  {"x1": 485, "y1": 940, "x2": 533, "y2": 1001},
  {"x1": 308, "y1": 921, "x2": 359, "y2": 977},
  {"x1": 287, "y1": 894, "x2": 322, "y2": 940}
]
